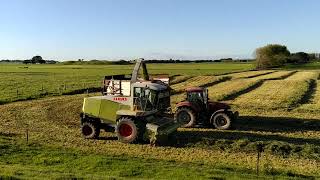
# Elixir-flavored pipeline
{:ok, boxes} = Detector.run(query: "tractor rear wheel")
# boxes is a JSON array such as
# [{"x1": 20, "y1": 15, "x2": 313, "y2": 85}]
[
  {"x1": 81, "y1": 121, "x2": 100, "y2": 139},
  {"x1": 212, "y1": 112, "x2": 231, "y2": 130},
  {"x1": 115, "y1": 117, "x2": 139, "y2": 143},
  {"x1": 175, "y1": 107, "x2": 196, "y2": 128}
]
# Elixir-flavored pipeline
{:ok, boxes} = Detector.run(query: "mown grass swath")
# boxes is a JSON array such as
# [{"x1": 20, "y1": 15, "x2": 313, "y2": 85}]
[
  {"x1": 284, "y1": 71, "x2": 319, "y2": 81},
  {"x1": 171, "y1": 75, "x2": 230, "y2": 94},
  {"x1": 251, "y1": 71, "x2": 297, "y2": 80},
  {"x1": 295, "y1": 79, "x2": 320, "y2": 113},
  {"x1": 170, "y1": 75, "x2": 192, "y2": 85},
  {"x1": 207, "y1": 79, "x2": 263, "y2": 101},
  {"x1": 232, "y1": 71, "x2": 319, "y2": 110},
  {"x1": 228, "y1": 70, "x2": 275, "y2": 79}
]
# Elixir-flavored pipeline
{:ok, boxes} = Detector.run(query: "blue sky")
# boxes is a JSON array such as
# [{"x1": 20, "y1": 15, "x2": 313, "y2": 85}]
[{"x1": 0, "y1": 0, "x2": 319, "y2": 60}]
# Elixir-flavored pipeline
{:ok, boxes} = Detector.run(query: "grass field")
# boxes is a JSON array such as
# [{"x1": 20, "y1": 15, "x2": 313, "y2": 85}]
[
  {"x1": 1, "y1": 94, "x2": 320, "y2": 179},
  {"x1": 0, "y1": 63, "x2": 252, "y2": 103},
  {"x1": 1, "y1": 63, "x2": 320, "y2": 179}
]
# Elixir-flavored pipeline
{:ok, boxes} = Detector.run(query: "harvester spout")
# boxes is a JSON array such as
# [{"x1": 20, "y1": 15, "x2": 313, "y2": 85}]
[{"x1": 131, "y1": 58, "x2": 149, "y2": 83}]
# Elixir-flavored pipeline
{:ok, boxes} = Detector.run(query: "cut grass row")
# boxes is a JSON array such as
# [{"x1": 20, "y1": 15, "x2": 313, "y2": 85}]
[
  {"x1": 172, "y1": 71, "x2": 297, "y2": 107},
  {"x1": 207, "y1": 79, "x2": 263, "y2": 101},
  {"x1": 205, "y1": 71, "x2": 296, "y2": 102},
  {"x1": 295, "y1": 80, "x2": 320, "y2": 113},
  {"x1": 231, "y1": 71, "x2": 319, "y2": 110},
  {"x1": 251, "y1": 71, "x2": 297, "y2": 80},
  {"x1": 170, "y1": 75, "x2": 192, "y2": 85},
  {"x1": 228, "y1": 70, "x2": 275, "y2": 79},
  {"x1": 171, "y1": 75, "x2": 230, "y2": 94}
]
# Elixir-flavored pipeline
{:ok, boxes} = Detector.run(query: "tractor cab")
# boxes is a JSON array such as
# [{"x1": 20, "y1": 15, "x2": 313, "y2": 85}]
[{"x1": 185, "y1": 87, "x2": 208, "y2": 108}]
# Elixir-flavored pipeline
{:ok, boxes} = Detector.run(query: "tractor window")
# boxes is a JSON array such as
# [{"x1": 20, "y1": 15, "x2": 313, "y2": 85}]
[{"x1": 188, "y1": 92, "x2": 204, "y2": 103}]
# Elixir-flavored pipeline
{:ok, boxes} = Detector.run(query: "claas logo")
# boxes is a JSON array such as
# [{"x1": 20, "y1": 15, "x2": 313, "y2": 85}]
[{"x1": 113, "y1": 97, "x2": 128, "y2": 101}]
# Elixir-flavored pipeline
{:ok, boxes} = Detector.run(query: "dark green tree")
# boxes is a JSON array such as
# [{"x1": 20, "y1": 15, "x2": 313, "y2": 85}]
[
  {"x1": 32, "y1": 56, "x2": 46, "y2": 64},
  {"x1": 255, "y1": 44, "x2": 290, "y2": 69},
  {"x1": 289, "y1": 52, "x2": 310, "y2": 64}
]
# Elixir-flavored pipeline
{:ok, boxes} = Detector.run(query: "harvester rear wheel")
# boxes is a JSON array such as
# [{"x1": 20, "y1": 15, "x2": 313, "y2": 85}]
[
  {"x1": 116, "y1": 117, "x2": 139, "y2": 143},
  {"x1": 174, "y1": 107, "x2": 196, "y2": 128},
  {"x1": 81, "y1": 122, "x2": 100, "y2": 139},
  {"x1": 212, "y1": 112, "x2": 231, "y2": 130}
]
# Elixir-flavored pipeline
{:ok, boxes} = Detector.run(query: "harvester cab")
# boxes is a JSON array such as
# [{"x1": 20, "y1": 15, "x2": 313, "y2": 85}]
[{"x1": 80, "y1": 59, "x2": 180, "y2": 145}]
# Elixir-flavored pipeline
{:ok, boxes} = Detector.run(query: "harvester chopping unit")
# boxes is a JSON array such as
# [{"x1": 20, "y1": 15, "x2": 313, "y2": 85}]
[{"x1": 80, "y1": 59, "x2": 181, "y2": 144}]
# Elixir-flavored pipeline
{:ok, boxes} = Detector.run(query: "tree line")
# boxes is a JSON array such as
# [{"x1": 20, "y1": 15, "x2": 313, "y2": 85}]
[
  {"x1": 255, "y1": 44, "x2": 319, "y2": 69},
  {"x1": 0, "y1": 56, "x2": 57, "y2": 64},
  {"x1": 1, "y1": 48, "x2": 319, "y2": 68}
]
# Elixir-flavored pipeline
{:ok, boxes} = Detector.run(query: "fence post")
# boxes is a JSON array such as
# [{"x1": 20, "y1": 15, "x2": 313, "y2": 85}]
[
  {"x1": 26, "y1": 126, "x2": 29, "y2": 144},
  {"x1": 256, "y1": 144, "x2": 264, "y2": 176},
  {"x1": 16, "y1": 89, "x2": 19, "y2": 98}
]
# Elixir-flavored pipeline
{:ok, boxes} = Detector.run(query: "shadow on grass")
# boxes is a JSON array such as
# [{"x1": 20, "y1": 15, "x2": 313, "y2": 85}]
[
  {"x1": 171, "y1": 115, "x2": 320, "y2": 159},
  {"x1": 236, "y1": 115, "x2": 320, "y2": 133},
  {"x1": 97, "y1": 136, "x2": 117, "y2": 141},
  {"x1": 176, "y1": 128, "x2": 320, "y2": 147},
  {"x1": 0, "y1": 132, "x2": 18, "y2": 137}
]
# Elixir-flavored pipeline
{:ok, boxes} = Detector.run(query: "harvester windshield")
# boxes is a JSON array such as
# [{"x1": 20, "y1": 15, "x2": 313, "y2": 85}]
[
  {"x1": 134, "y1": 87, "x2": 158, "y2": 111},
  {"x1": 133, "y1": 87, "x2": 170, "y2": 112}
]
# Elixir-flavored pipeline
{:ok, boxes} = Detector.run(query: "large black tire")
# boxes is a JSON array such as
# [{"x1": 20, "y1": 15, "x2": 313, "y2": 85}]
[
  {"x1": 115, "y1": 117, "x2": 139, "y2": 143},
  {"x1": 174, "y1": 107, "x2": 196, "y2": 128},
  {"x1": 81, "y1": 121, "x2": 100, "y2": 139},
  {"x1": 212, "y1": 112, "x2": 231, "y2": 130}
]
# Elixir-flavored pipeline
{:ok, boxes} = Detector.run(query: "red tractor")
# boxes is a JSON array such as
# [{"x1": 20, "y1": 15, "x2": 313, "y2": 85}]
[{"x1": 174, "y1": 87, "x2": 238, "y2": 129}]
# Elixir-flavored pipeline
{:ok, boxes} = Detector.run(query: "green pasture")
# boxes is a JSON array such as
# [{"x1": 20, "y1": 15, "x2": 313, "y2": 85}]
[{"x1": 0, "y1": 63, "x2": 252, "y2": 103}]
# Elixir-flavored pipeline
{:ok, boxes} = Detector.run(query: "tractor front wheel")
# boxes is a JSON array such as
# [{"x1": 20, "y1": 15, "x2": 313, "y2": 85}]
[
  {"x1": 115, "y1": 117, "x2": 139, "y2": 143},
  {"x1": 212, "y1": 112, "x2": 231, "y2": 130},
  {"x1": 174, "y1": 107, "x2": 196, "y2": 128},
  {"x1": 81, "y1": 121, "x2": 100, "y2": 139}
]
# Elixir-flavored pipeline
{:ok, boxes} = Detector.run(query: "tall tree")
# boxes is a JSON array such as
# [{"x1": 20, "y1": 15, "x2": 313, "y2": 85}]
[{"x1": 255, "y1": 44, "x2": 290, "y2": 69}]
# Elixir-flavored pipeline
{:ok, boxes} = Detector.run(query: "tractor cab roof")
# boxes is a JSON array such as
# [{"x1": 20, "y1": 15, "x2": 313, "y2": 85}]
[
  {"x1": 133, "y1": 81, "x2": 168, "y2": 91},
  {"x1": 186, "y1": 87, "x2": 204, "y2": 93}
]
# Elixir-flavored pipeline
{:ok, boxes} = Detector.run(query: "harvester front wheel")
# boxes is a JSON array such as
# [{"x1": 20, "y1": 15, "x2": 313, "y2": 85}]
[
  {"x1": 81, "y1": 122, "x2": 100, "y2": 139},
  {"x1": 174, "y1": 107, "x2": 196, "y2": 128},
  {"x1": 116, "y1": 117, "x2": 138, "y2": 143},
  {"x1": 212, "y1": 112, "x2": 231, "y2": 130}
]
